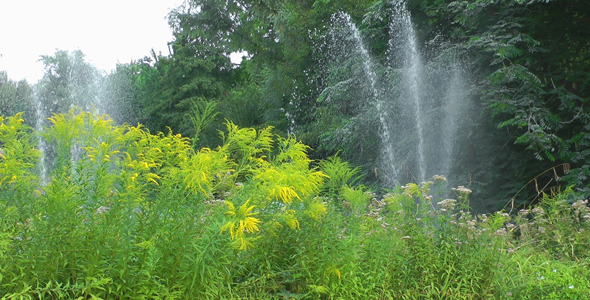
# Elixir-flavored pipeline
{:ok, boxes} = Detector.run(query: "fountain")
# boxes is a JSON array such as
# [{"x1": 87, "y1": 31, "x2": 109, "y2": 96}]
[
  {"x1": 33, "y1": 89, "x2": 49, "y2": 185},
  {"x1": 331, "y1": 12, "x2": 399, "y2": 182},
  {"x1": 32, "y1": 50, "x2": 107, "y2": 185},
  {"x1": 320, "y1": 0, "x2": 474, "y2": 187},
  {"x1": 388, "y1": 0, "x2": 426, "y2": 183}
]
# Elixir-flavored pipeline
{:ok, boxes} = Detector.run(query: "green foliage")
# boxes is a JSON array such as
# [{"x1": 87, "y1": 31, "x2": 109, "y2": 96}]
[
  {"x1": 4, "y1": 0, "x2": 590, "y2": 296},
  {"x1": 186, "y1": 99, "x2": 220, "y2": 148},
  {"x1": 43, "y1": 0, "x2": 587, "y2": 209},
  {"x1": 100, "y1": 57, "x2": 163, "y2": 126},
  {"x1": 36, "y1": 50, "x2": 101, "y2": 117},
  {"x1": 219, "y1": 120, "x2": 274, "y2": 178},
  {"x1": 340, "y1": 185, "x2": 371, "y2": 215},
  {"x1": 0, "y1": 72, "x2": 35, "y2": 124},
  {"x1": 0, "y1": 113, "x2": 39, "y2": 188},
  {"x1": 0, "y1": 113, "x2": 40, "y2": 226},
  {"x1": 1, "y1": 110, "x2": 590, "y2": 298},
  {"x1": 318, "y1": 155, "x2": 361, "y2": 198},
  {"x1": 443, "y1": 0, "x2": 590, "y2": 195}
]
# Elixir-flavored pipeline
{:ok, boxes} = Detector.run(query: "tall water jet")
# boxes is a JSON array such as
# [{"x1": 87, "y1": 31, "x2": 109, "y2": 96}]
[
  {"x1": 387, "y1": 0, "x2": 426, "y2": 183},
  {"x1": 439, "y1": 64, "x2": 467, "y2": 178},
  {"x1": 33, "y1": 49, "x2": 108, "y2": 184},
  {"x1": 340, "y1": 13, "x2": 399, "y2": 184},
  {"x1": 318, "y1": 2, "x2": 475, "y2": 189},
  {"x1": 33, "y1": 90, "x2": 49, "y2": 185},
  {"x1": 321, "y1": 12, "x2": 399, "y2": 184}
]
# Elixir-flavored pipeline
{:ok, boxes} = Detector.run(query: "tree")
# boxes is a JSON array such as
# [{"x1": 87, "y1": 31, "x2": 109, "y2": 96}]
[
  {"x1": 0, "y1": 71, "x2": 34, "y2": 122},
  {"x1": 439, "y1": 0, "x2": 590, "y2": 201},
  {"x1": 101, "y1": 57, "x2": 162, "y2": 126},
  {"x1": 36, "y1": 50, "x2": 102, "y2": 119},
  {"x1": 145, "y1": 0, "x2": 239, "y2": 140},
  {"x1": 141, "y1": 0, "x2": 374, "y2": 143}
]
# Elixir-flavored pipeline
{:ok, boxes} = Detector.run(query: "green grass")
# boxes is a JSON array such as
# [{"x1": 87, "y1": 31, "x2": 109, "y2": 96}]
[{"x1": 1, "y1": 110, "x2": 589, "y2": 299}]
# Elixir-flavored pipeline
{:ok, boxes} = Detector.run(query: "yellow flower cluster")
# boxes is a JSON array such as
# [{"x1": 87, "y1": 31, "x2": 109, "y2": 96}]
[{"x1": 220, "y1": 199, "x2": 261, "y2": 250}]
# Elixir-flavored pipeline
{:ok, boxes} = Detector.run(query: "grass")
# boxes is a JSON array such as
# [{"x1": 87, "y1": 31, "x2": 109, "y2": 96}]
[{"x1": 1, "y1": 110, "x2": 589, "y2": 299}]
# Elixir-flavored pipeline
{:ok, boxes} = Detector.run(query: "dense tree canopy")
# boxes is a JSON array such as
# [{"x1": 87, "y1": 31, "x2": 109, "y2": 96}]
[{"x1": 0, "y1": 71, "x2": 34, "y2": 122}]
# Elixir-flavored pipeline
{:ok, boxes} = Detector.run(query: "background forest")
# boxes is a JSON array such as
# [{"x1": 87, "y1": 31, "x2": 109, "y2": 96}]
[{"x1": 1, "y1": 0, "x2": 589, "y2": 212}]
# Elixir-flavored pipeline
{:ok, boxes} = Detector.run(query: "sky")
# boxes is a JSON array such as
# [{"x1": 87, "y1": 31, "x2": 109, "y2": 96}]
[{"x1": 0, "y1": 0, "x2": 185, "y2": 83}]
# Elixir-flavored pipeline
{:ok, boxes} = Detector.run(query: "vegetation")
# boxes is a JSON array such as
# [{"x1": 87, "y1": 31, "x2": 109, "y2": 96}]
[
  {"x1": 3, "y1": 0, "x2": 588, "y2": 208},
  {"x1": 1, "y1": 110, "x2": 589, "y2": 298},
  {"x1": 93, "y1": 0, "x2": 590, "y2": 208},
  {"x1": 0, "y1": 71, "x2": 35, "y2": 122},
  {"x1": 1, "y1": 0, "x2": 590, "y2": 297}
]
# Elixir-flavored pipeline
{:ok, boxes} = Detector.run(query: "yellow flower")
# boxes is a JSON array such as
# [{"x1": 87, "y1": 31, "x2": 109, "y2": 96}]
[
  {"x1": 283, "y1": 209, "x2": 300, "y2": 230},
  {"x1": 146, "y1": 173, "x2": 160, "y2": 185},
  {"x1": 220, "y1": 199, "x2": 261, "y2": 250},
  {"x1": 305, "y1": 199, "x2": 328, "y2": 221},
  {"x1": 328, "y1": 267, "x2": 341, "y2": 280}
]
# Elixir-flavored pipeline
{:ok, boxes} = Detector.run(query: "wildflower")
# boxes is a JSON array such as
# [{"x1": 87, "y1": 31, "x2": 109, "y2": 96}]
[
  {"x1": 476, "y1": 215, "x2": 488, "y2": 226},
  {"x1": 283, "y1": 209, "x2": 300, "y2": 230},
  {"x1": 494, "y1": 228, "x2": 508, "y2": 236},
  {"x1": 518, "y1": 209, "x2": 530, "y2": 218},
  {"x1": 453, "y1": 185, "x2": 472, "y2": 195},
  {"x1": 569, "y1": 285, "x2": 574, "y2": 289},
  {"x1": 96, "y1": 206, "x2": 110, "y2": 215},
  {"x1": 532, "y1": 207, "x2": 545, "y2": 216},
  {"x1": 433, "y1": 175, "x2": 447, "y2": 182},
  {"x1": 437, "y1": 198, "x2": 457, "y2": 211},
  {"x1": 572, "y1": 199, "x2": 588, "y2": 209},
  {"x1": 220, "y1": 199, "x2": 261, "y2": 250},
  {"x1": 338, "y1": 228, "x2": 348, "y2": 239},
  {"x1": 305, "y1": 199, "x2": 328, "y2": 221}
]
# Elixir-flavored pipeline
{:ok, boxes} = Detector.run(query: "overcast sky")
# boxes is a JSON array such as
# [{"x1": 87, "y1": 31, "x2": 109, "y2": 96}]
[{"x1": 0, "y1": 0, "x2": 185, "y2": 83}]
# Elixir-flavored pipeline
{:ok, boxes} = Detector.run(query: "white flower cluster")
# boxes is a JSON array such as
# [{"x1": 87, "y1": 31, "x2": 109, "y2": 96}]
[
  {"x1": 437, "y1": 198, "x2": 457, "y2": 211},
  {"x1": 452, "y1": 185, "x2": 472, "y2": 195},
  {"x1": 433, "y1": 174, "x2": 447, "y2": 182}
]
